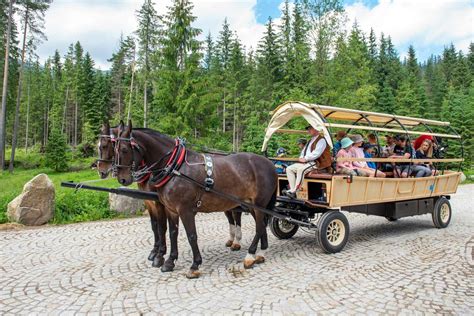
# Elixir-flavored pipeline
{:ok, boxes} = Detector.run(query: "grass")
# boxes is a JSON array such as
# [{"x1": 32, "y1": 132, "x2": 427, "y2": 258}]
[{"x1": 1, "y1": 148, "x2": 141, "y2": 225}]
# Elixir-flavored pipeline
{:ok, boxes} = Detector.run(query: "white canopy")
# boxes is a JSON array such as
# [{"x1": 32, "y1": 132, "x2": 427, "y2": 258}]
[{"x1": 261, "y1": 101, "x2": 333, "y2": 152}]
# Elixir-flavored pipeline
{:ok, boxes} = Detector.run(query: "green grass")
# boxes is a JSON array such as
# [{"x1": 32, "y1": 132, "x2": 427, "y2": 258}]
[{"x1": 1, "y1": 148, "x2": 141, "y2": 225}]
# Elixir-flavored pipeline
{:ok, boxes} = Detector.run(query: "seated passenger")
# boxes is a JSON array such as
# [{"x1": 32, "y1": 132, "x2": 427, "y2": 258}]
[
  {"x1": 350, "y1": 134, "x2": 385, "y2": 178},
  {"x1": 333, "y1": 131, "x2": 347, "y2": 155},
  {"x1": 415, "y1": 139, "x2": 436, "y2": 176},
  {"x1": 382, "y1": 134, "x2": 395, "y2": 157},
  {"x1": 363, "y1": 143, "x2": 377, "y2": 169},
  {"x1": 336, "y1": 137, "x2": 358, "y2": 176},
  {"x1": 390, "y1": 135, "x2": 430, "y2": 178}
]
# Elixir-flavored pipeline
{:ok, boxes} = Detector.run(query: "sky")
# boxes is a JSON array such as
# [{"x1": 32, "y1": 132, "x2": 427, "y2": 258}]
[{"x1": 36, "y1": 0, "x2": 474, "y2": 70}]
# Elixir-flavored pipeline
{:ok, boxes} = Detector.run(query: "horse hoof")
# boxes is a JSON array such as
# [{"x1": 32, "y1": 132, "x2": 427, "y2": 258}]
[
  {"x1": 255, "y1": 256, "x2": 265, "y2": 264},
  {"x1": 148, "y1": 250, "x2": 158, "y2": 261},
  {"x1": 225, "y1": 240, "x2": 233, "y2": 247},
  {"x1": 230, "y1": 243, "x2": 241, "y2": 251},
  {"x1": 243, "y1": 259, "x2": 255, "y2": 269},
  {"x1": 186, "y1": 269, "x2": 201, "y2": 279},
  {"x1": 152, "y1": 256, "x2": 165, "y2": 268},
  {"x1": 161, "y1": 261, "x2": 175, "y2": 273}
]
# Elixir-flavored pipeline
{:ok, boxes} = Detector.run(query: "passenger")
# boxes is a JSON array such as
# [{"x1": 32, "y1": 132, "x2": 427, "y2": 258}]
[
  {"x1": 336, "y1": 137, "x2": 357, "y2": 176},
  {"x1": 367, "y1": 133, "x2": 379, "y2": 156},
  {"x1": 382, "y1": 134, "x2": 395, "y2": 157},
  {"x1": 276, "y1": 147, "x2": 287, "y2": 158},
  {"x1": 391, "y1": 135, "x2": 430, "y2": 178},
  {"x1": 333, "y1": 131, "x2": 347, "y2": 155},
  {"x1": 363, "y1": 143, "x2": 377, "y2": 169},
  {"x1": 284, "y1": 125, "x2": 332, "y2": 198},
  {"x1": 350, "y1": 134, "x2": 385, "y2": 178},
  {"x1": 413, "y1": 135, "x2": 434, "y2": 151},
  {"x1": 415, "y1": 139, "x2": 436, "y2": 176}
]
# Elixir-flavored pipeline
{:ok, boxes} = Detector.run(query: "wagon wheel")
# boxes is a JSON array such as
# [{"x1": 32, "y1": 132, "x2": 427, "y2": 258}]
[
  {"x1": 432, "y1": 197, "x2": 452, "y2": 228},
  {"x1": 316, "y1": 211, "x2": 349, "y2": 254},
  {"x1": 269, "y1": 217, "x2": 299, "y2": 239}
]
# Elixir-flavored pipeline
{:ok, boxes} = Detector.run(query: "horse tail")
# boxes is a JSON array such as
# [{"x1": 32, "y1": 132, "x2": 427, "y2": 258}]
[{"x1": 264, "y1": 187, "x2": 277, "y2": 226}]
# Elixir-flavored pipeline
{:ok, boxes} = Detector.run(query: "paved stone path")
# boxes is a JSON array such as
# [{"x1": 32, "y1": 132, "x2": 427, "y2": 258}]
[{"x1": 1, "y1": 185, "x2": 473, "y2": 315}]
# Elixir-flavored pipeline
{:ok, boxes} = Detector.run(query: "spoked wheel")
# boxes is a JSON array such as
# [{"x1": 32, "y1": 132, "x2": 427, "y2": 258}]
[
  {"x1": 270, "y1": 216, "x2": 299, "y2": 239},
  {"x1": 432, "y1": 197, "x2": 452, "y2": 228},
  {"x1": 317, "y1": 211, "x2": 349, "y2": 253}
]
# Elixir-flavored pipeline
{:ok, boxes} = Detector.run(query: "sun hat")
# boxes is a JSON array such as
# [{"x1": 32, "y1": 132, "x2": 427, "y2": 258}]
[
  {"x1": 305, "y1": 125, "x2": 323, "y2": 132},
  {"x1": 350, "y1": 134, "x2": 364, "y2": 144},
  {"x1": 340, "y1": 137, "x2": 354, "y2": 149}
]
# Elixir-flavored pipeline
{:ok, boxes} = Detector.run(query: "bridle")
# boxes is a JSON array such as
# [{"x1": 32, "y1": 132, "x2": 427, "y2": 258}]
[{"x1": 97, "y1": 133, "x2": 116, "y2": 174}]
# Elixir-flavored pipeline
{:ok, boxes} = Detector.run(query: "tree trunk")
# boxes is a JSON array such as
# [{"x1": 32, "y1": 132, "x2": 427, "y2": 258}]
[
  {"x1": 25, "y1": 69, "x2": 31, "y2": 153},
  {"x1": 233, "y1": 102, "x2": 236, "y2": 152},
  {"x1": 143, "y1": 81, "x2": 147, "y2": 127},
  {"x1": 222, "y1": 92, "x2": 226, "y2": 133},
  {"x1": 9, "y1": 5, "x2": 30, "y2": 172},
  {"x1": 127, "y1": 58, "x2": 136, "y2": 122},
  {"x1": 61, "y1": 86, "x2": 69, "y2": 134},
  {"x1": 74, "y1": 97, "x2": 78, "y2": 147},
  {"x1": 0, "y1": 0, "x2": 14, "y2": 170}
]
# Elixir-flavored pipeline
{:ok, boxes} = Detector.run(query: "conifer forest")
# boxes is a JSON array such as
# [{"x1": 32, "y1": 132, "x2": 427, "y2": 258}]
[{"x1": 0, "y1": 0, "x2": 472, "y2": 173}]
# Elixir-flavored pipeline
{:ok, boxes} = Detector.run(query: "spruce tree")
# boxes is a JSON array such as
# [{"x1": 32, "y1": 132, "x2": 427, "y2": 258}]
[{"x1": 45, "y1": 127, "x2": 68, "y2": 172}]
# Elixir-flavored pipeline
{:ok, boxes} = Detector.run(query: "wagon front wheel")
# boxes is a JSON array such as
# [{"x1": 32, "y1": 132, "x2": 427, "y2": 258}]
[
  {"x1": 269, "y1": 217, "x2": 299, "y2": 239},
  {"x1": 317, "y1": 211, "x2": 349, "y2": 253},
  {"x1": 432, "y1": 197, "x2": 452, "y2": 228}
]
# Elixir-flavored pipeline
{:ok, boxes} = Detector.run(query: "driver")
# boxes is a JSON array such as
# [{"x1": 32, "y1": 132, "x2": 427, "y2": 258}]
[{"x1": 283, "y1": 125, "x2": 332, "y2": 198}]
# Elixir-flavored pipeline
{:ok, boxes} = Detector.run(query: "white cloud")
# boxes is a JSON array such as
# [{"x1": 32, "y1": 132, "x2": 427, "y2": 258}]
[
  {"x1": 345, "y1": 0, "x2": 474, "y2": 57},
  {"x1": 37, "y1": 0, "x2": 276, "y2": 69}
]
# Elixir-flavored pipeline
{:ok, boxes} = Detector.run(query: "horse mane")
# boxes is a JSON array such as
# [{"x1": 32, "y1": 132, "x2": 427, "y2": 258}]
[{"x1": 133, "y1": 128, "x2": 175, "y2": 143}]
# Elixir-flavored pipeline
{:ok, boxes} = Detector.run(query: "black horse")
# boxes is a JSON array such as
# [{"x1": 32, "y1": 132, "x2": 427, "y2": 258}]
[{"x1": 114, "y1": 120, "x2": 278, "y2": 278}]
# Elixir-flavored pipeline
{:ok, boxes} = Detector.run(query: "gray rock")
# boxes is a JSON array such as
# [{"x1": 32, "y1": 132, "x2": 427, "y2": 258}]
[
  {"x1": 7, "y1": 173, "x2": 55, "y2": 225},
  {"x1": 108, "y1": 189, "x2": 144, "y2": 214}
]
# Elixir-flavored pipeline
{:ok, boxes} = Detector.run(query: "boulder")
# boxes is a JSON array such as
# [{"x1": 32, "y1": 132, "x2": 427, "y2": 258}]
[
  {"x1": 108, "y1": 189, "x2": 144, "y2": 214},
  {"x1": 7, "y1": 174, "x2": 55, "y2": 226}
]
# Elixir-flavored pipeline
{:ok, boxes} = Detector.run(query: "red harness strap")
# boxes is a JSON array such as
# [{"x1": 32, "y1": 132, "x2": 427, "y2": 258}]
[
  {"x1": 136, "y1": 160, "x2": 151, "y2": 184},
  {"x1": 154, "y1": 140, "x2": 186, "y2": 188}
]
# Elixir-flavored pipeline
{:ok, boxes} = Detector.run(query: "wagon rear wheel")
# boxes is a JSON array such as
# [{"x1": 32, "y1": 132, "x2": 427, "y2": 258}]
[
  {"x1": 316, "y1": 211, "x2": 349, "y2": 253},
  {"x1": 270, "y1": 217, "x2": 299, "y2": 239},
  {"x1": 432, "y1": 197, "x2": 452, "y2": 228}
]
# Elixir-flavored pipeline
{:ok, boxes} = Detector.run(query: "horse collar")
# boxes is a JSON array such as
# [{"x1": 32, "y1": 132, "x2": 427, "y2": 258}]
[{"x1": 151, "y1": 138, "x2": 187, "y2": 188}]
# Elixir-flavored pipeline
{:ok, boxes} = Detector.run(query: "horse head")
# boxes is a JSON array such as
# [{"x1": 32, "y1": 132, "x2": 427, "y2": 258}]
[
  {"x1": 115, "y1": 119, "x2": 145, "y2": 186},
  {"x1": 97, "y1": 120, "x2": 116, "y2": 179}
]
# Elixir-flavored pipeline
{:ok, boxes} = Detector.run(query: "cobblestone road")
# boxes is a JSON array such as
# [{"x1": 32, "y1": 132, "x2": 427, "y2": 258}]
[{"x1": 1, "y1": 185, "x2": 473, "y2": 315}]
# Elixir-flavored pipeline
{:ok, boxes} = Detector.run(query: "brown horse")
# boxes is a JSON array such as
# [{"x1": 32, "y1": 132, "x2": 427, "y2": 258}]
[
  {"x1": 114, "y1": 120, "x2": 277, "y2": 278},
  {"x1": 97, "y1": 122, "x2": 169, "y2": 268},
  {"x1": 97, "y1": 122, "x2": 245, "y2": 269}
]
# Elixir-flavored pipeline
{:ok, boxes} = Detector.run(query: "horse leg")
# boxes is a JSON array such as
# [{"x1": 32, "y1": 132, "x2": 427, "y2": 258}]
[
  {"x1": 244, "y1": 210, "x2": 266, "y2": 269},
  {"x1": 152, "y1": 202, "x2": 167, "y2": 268},
  {"x1": 230, "y1": 209, "x2": 242, "y2": 251},
  {"x1": 224, "y1": 210, "x2": 235, "y2": 248},
  {"x1": 161, "y1": 212, "x2": 179, "y2": 273},
  {"x1": 255, "y1": 218, "x2": 268, "y2": 264},
  {"x1": 147, "y1": 202, "x2": 159, "y2": 262},
  {"x1": 180, "y1": 210, "x2": 203, "y2": 279}
]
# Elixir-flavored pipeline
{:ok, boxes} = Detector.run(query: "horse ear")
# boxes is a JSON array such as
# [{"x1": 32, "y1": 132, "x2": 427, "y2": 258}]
[
  {"x1": 102, "y1": 120, "x2": 110, "y2": 133},
  {"x1": 118, "y1": 120, "x2": 124, "y2": 134},
  {"x1": 127, "y1": 119, "x2": 133, "y2": 131}
]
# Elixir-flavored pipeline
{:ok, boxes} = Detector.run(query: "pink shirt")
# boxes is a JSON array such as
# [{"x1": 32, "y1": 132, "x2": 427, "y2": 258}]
[
  {"x1": 336, "y1": 148, "x2": 355, "y2": 171},
  {"x1": 350, "y1": 146, "x2": 368, "y2": 168}
]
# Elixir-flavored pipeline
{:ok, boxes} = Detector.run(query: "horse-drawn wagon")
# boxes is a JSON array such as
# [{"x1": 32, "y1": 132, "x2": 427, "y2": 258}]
[
  {"x1": 61, "y1": 101, "x2": 463, "y2": 275},
  {"x1": 264, "y1": 101, "x2": 463, "y2": 253}
]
